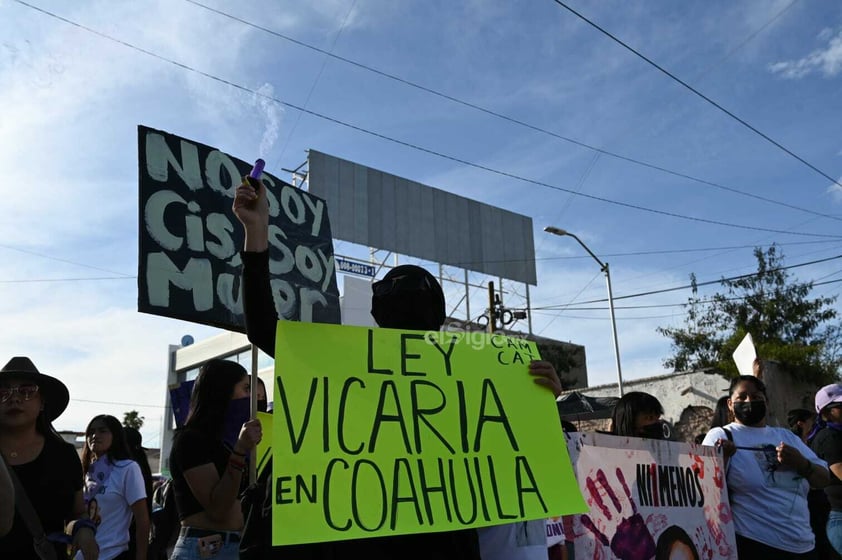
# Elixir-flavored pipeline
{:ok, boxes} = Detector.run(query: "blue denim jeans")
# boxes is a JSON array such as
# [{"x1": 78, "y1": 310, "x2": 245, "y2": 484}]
[
  {"x1": 828, "y1": 510, "x2": 842, "y2": 556},
  {"x1": 170, "y1": 533, "x2": 241, "y2": 560}
]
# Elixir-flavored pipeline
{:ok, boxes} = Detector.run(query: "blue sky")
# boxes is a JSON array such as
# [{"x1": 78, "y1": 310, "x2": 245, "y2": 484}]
[{"x1": 2, "y1": 0, "x2": 842, "y2": 446}]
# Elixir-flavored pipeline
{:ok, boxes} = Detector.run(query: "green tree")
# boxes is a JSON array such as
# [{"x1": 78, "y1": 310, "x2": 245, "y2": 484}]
[
  {"x1": 122, "y1": 410, "x2": 145, "y2": 430},
  {"x1": 658, "y1": 245, "x2": 841, "y2": 383}
]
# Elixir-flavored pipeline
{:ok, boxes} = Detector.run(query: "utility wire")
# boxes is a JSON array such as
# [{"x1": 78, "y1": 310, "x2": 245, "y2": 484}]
[
  {"x1": 532, "y1": 310, "x2": 680, "y2": 321},
  {"x1": 551, "y1": 0, "x2": 842, "y2": 189},
  {"x1": 0, "y1": 276, "x2": 134, "y2": 283},
  {"x1": 531, "y1": 277, "x2": 842, "y2": 322},
  {"x1": 695, "y1": 0, "x2": 799, "y2": 77},
  {"x1": 1, "y1": 243, "x2": 839, "y2": 289},
  {"x1": 541, "y1": 240, "x2": 839, "y2": 261},
  {"x1": 0, "y1": 244, "x2": 133, "y2": 277},
  {"x1": 271, "y1": 0, "x2": 357, "y2": 167},
  {"x1": 535, "y1": 240, "x2": 842, "y2": 309},
  {"x1": 536, "y1": 279, "x2": 842, "y2": 311},
  {"x1": 73, "y1": 398, "x2": 166, "y2": 408},
  {"x1": 184, "y1": 0, "x2": 841, "y2": 223},
  {"x1": 11, "y1": 0, "x2": 842, "y2": 241},
  {"x1": 537, "y1": 270, "x2": 601, "y2": 336},
  {"x1": 537, "y1": 253, "x2": 842, "y2": 307}
]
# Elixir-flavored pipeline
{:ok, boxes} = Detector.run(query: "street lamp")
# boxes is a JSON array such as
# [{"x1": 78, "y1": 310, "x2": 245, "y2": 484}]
[{"x1": 544, "y1": 226, "x2": 624, "y2": 396}]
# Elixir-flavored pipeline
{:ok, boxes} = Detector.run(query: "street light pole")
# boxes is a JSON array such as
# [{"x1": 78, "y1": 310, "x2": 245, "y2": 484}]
[{"x1": 544, "y1": 226, "x2": 624, "y2": 396}]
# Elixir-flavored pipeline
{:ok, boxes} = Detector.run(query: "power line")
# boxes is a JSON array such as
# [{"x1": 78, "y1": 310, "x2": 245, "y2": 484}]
[
  {"x1": 0, "y1": 276, "x2": 134, "y2": 283},
  {"x1": 0, "y1": 243, "x2": 134, "y2": 277},
  {"x1": 531, "y1": 309, "x2": 680, "y2": 321},
  {"x1": 550, "y1": 0, "x2": 842, "y2": 189},
  {"x1": 12, "y1": 0, "x2": 842, "y2": 241},
  {"x1": 540, "y1": 239, "x2": 841, "y2": 262},
  {"x1": 531, "y1": 236, "x2": 842, "y2": 308},
  {"x1": 537, "y1": 270, "x2": 601, "y2": 336},
  {"x1": 184, "y1": 0, "x2": 842, "y2": 223},
  {"x1": 73, "y1": 398, "x2": 166, "y2": 409},
  {"x1": 695, "y1": 0, "x2": 799, "y2": 77},
  {"x1": 271, "y1": 0, "x2": 357, "y2": 168},
  {"x1": 615, "y1": 236, "x2": 842, "y2": 295},
  {"x1": 536, "y1": 253, "x2": 842, "y2": 307},
  {"x1": 531, "y1": 277, "x2": 842, "y2": 323},
  {"x1": 2, "y1": 240, "x2": 837, "y2": 286},
  {"x1": 535, "y1": 278, "x2": 842, "y2": 311}
]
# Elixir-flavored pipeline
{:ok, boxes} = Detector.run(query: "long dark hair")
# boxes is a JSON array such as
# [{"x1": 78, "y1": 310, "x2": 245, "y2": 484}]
[
  {"x1": 788, "y1": 408, "x2": 813, "y2": 436},
  {"x1": 710, "y1": 396, "x2": 732, "y2": 429},
  {"x1": 35, "y1": 410, "x2": 64, "y2": 444},
  {"x1": 124, "y1": 427, "x2": 154, "y2": 515},
  {"x1": 655, "y1": 525, "x2": 699, "y2": 560},
  {"x1": 184, "y1": 359, "x2": 247, "y2": 438},
  {"x1": 610, "y1": 391, "x2": 664, "y2": 437},
  {"x1": 81, "y1": 415, "x2": 132, "y2": 474}
]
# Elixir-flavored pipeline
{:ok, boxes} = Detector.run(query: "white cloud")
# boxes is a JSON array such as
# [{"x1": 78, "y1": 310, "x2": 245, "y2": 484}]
[
  {"x1": 828, "y1": 180, "x2": 842, "y2": 204},
  {"x1": 769, "y1": 28, "x2": 842, "y2": 79}
]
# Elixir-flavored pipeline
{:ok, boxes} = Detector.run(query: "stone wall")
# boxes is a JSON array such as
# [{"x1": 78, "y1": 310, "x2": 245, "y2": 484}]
[{"x1": 560, "y1": 363, "x2": 825, "y2": 443}]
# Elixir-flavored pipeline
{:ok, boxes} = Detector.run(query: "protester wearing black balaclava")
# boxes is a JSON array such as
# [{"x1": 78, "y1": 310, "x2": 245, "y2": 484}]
[
  {"x1": 234, "y1": 178, "x2": 484, "y2": 559},
  {"x1": 370, "y1": 265, "x2": 446, "y2": 331},
  {"x1": 235, "y1": 177, "x2": 566, "y2": 560}
]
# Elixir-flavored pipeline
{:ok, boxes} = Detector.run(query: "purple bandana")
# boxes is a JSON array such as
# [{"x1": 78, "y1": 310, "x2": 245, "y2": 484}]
[{"x1": 84, "y1": 456, "x2": 114, "y2": 503}]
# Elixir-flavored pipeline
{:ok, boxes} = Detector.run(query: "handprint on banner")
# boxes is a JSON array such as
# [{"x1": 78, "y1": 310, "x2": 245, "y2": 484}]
[
  {"x1": 579, "y1": 467, "x2": 658, "y2": 560},
  {"x1": 691, "y1": 454, "x2": 705, "y2": 480},
  {"x1": 703, "y1": 504, "x2": 735, "y2": 558},
  {"x1": 694, "y1": 525, "x2": 715, "y2": 560}
]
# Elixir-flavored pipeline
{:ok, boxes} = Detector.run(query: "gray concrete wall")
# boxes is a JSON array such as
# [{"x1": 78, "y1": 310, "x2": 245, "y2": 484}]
[
  {"x1": 575, "y1": 370, "x2": 730, "y2": 425},
  {"x1": 564, "y1": 363, "x2": 824, "y2": 442}
]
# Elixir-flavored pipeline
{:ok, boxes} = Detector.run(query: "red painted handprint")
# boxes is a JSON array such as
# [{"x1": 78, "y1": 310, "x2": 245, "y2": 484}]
[{"x1": 580, "y1": 467, "x2": 656, "y2": 560}]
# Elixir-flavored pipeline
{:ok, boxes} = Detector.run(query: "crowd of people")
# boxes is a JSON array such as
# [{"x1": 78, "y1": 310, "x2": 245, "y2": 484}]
[{"x1": 3, "y1": 174, "x2": 842, "y2": 559}]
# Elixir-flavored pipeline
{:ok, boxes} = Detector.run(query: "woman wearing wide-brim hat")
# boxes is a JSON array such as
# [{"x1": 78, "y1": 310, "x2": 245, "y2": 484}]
[{"x1": 0, "y1": 356, "x2": 99, "y2": 559}]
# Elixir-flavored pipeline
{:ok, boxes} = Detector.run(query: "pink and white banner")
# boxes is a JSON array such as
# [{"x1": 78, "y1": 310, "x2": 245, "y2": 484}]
[{"x1": 566, "y1": 432, "x2": 736, "y2": 560}]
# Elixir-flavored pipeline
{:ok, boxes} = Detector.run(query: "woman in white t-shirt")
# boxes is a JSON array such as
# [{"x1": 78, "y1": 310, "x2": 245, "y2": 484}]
[
  {"x1": 79, "y1": 415, "x2": 149, "y2": 560},
  {"x1": 702, "y1": 375, "x2": 830, "y2": 559}
]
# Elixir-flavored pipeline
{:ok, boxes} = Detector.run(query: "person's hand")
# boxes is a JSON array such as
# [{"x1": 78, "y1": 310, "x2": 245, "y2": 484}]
[
  {"x1": 232, "y1": 178, "x2": 269, "y2": 231},
  {"x1": 72, "y1": 526, "x2": 99, "y2": 560},
  {"x1": 776, "y1": 442, "x2": 805, "y2": 470},
  {"x1": 234, "y1": 418, "x2": 263, "y2": 453},
  {"x1": 714, "y1": 438, "x2": 736, "y2": 458},
  {"x1": 529, "y1": 360, "x2": 562, "y2": 397}
]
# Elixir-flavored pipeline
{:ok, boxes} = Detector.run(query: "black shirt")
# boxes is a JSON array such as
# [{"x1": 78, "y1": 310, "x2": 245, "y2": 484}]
[
  {"x1": 169, "y1": 429, "x2": 231, "y2": 521},
  {"x1": 0, "y1": 435, "x2": 83, "y2": 559},
  {"x1": 811, "y1": 427, "x2": 842, "y2": 510},
  {"x1": 241, "y1": 250, "x2": 481, "y2": 560}
]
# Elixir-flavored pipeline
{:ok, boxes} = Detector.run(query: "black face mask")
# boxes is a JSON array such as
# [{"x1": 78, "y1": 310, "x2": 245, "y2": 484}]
[
  {"x1": 733, "y1": 401, "x2": 766, "y2": 425},
  {"x1": 639, "y1": 422, "x2": 667, "y2": 440},
  {"x1": 257, "y1": 400, "x2": 268, "y2": 414},
  {"x1": 371, "y1": 292, "x2": 440, "y2": 331}
]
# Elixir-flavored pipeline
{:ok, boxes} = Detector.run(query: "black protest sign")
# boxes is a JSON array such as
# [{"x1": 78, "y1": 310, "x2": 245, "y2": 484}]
[{"x1": 138, "y1": 125, "x2": 341, "y2": 330}]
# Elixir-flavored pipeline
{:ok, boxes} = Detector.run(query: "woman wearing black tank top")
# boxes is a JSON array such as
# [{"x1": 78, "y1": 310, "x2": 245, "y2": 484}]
[{"x1": 169, "y1": 359, "x2": 262, "y2": 560}]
